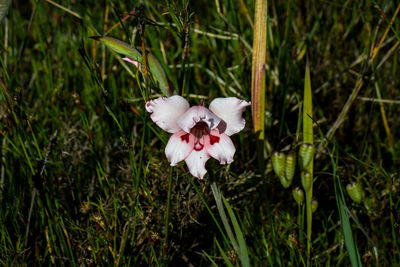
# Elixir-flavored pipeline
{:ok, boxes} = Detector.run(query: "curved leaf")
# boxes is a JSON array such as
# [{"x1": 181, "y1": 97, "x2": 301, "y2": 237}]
[{"x1": 91, "y1": 36, "x2": 170, "y2": 96}]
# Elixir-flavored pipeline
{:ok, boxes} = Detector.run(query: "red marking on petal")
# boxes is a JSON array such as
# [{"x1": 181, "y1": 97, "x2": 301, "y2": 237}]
[
  {"x1": 180, "y1": 133, "x2": 190, "y2": 143},
  {"x1": 194, "y1": 142, "x2": 204, "y2": 151},
  {"x1": 209, "y1": 134, "x2": 220, "y2": 145}
]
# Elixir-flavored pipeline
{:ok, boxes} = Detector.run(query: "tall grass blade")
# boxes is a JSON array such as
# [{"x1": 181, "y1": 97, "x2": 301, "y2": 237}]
[
  {"x1": 222, "y1": 196, "x2": 250, "y2": 267},
  {"x1": 303, "y1": 62, "x2": 314, "y2": 264},
  {"x1": 331, "y1": 152, "x2": 363, "y2": 267},
  {"x1": 251, "y1": 0, "x2": 267, "y2": 172},
  {"x1": 215, "y1": 239, "x2": 235, "y2": 267},
  {"x1": 211, "y1": 182, "x2": 239, "y2": 253},
  {"x1": 211, "y1": 182, "x2": 250, "y2": 267},
  {"x1": 203, "y1": 250, "x2": 221, "y2": 267}
]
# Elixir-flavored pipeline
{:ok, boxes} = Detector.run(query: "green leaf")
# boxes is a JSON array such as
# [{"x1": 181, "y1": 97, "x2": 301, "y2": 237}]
[
  {"x1": 211, "y1": 182, "x2": 250, "y2": 267},
  {"x1": 215, "y1": 239, "x2": 235, "y2": 267},
  {"x1": 303, "y1": 62, "x2": 314, "y2": 263},
  {"x1": 331, "y1": 154, "x2": 363, "y2": 267},
  {"x1": 92, "y1": 36, "x2": 171, "y2": 96},
  {"x1": 91, "y1": 36, "x2": 142, "y2": 62},
  {"x1": 211, "y1": 183, "x2": 239, "y2": 253},
  {"x1": 303, "y1": 63, "x2": 313, "y2": 145},
  {"x1": 222, "y1": 196, "x2": 250, "y2": 267},
  {"x1": 147, "y1": 53, "x2": 170, "y2": 96}
]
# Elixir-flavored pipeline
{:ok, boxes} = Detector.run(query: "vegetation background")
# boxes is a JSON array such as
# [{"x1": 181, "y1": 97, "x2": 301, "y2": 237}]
[{"x1": 0, "y1": 0, "x2": 399, "y2": 265}]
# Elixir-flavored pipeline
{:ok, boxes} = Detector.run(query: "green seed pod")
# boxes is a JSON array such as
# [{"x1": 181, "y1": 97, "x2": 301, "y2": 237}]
[
  {"x1": 299, "y1": 143, "x2": 314, "y2": 169},
  {"x1": 280, "y1": 176, "x2": 292, "y2": 188},
  {"x1": 272, "y1": 151, "x2": 286, "y2": 179},
  {"x1": 292, "y1": 187, "x2": 304, "y2": 205},
  {"x1": 311, "y1": 199, "x2": 318, "y2": 213},
  {"x1": 301, "y1": 170, "x2": 312, "y2": 191},
  {"x1": 346, "y1": 182, "x2": 364, "y2": 203},
  {"x1": 285, "y1": 151, "x2": 296, "y2": 182}
]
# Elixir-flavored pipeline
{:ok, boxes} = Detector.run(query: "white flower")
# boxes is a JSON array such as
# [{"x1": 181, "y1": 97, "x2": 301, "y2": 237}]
[{"x1": 146, "y1": 95, "x2": 250, "y2": 179}]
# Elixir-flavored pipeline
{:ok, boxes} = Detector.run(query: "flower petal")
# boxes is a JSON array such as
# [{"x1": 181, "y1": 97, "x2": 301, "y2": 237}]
[
  {"x1": 209, "y1": 97, "x2": 250, "y2": 136},
  {"x1": 184, "y1": 149, "x2": 210, "y2": 179},
  {"x1": 165, "y1": 131, "x2": 195, "y2": 166},
  {"x1": 204, "y1": 130, "x2": 236, "y2": 164},
  {"x1": 145, "y1": 96, "x2": 190, "y2": 133},
  {"x1": 122, "y1": 57, "x2": 141, "y2": 70},
  {"x1": 177, "y1": 106, "x2": 221, "y2": 133}
]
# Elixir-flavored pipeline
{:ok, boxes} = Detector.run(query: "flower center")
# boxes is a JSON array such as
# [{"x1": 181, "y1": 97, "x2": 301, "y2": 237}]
[{"x1": 190, "y1": 121, "x2": 210, "y2": 139}]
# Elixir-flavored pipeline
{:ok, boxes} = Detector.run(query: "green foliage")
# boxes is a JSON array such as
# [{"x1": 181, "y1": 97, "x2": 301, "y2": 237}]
[
  {"x1": 331, "y1": 151, "x2": 363, "y2": 267},
  {"x1": 0, "y1": 0, "x2": 399, "y2": 265}
]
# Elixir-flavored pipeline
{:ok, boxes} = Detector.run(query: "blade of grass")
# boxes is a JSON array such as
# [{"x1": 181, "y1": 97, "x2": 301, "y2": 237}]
[
  {"x1": 330, "y1": 149, "x2": 363, "y2": 267},
  {"x1": 303, "y1": 62, "x2": 314, "y2": 265},
  {"x1": 215, "y1": 239, "x2": 235, "y2": 267},
  {"x1": 211, "y1": 182, "x2": 239, "y2": 253},
  {"x1": 211, "y1": 182, "x2": 250, "y2": 267},
  {"x1": 222, "y1": 196, "x2": 250, "y2": 267}
]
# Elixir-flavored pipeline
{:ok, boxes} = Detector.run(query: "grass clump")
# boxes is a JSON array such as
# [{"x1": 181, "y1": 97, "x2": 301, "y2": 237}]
[{"x1": 1, "y1": 0, "x2": 400, "y2": 265}]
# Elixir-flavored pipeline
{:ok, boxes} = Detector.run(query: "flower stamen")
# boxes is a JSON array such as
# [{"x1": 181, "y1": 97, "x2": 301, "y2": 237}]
[{"x1": 190, "y1": 121, "x2": 210, "y2": 139}]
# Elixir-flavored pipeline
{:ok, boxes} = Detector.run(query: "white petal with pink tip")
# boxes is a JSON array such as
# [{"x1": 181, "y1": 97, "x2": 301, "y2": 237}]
[
  {"x1": 204, "y1": 130, "x2": 235, "y2": 164},
  {"x1": 165, "y1": 130, "x2": 195, "y2": 166},
  {"x1": 145, "y1": 95, "x2": 190, "y2": 133},
  {"x1": 177, "y1": 106, "x2": 221, "y2": 133},
  {"x1": 122, "y1": 57, "x2": 141, "y2": 69},
  {"x1": 209, "y1": 97, "x2": 250, "y2": 136},
  {"x1": 184, "y1": 149, "x2": 210, "y2": 179}
]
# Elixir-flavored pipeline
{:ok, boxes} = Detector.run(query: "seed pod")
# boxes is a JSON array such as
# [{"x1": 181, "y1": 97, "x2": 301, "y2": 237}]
[
  {"x1": 311, "y1": 199, "x2": 318, "y2": 213},
  {"x1": 272, "y1": 151, "x2": 286, "y2": 179},
  {"x1": 285, "y1": 151, "x2": 296, "y2": 182},
  {"x1": 301, "y1": 170, "x2": 312, "y2": 191},
  {"x1": 280, "y1": 176, "x2": 292, "y2": 188},
  {"x1": 346, "y1": 182, "x2": 364, "y2": 203},
  {"x1": 299, "y1": 143, "x2": 314, "y2": 169},
  {"x1": 292, "y1": 187, "x2": 304, "y2": 205}
]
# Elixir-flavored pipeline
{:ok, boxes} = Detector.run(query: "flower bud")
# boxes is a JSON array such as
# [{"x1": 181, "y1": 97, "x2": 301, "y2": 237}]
[
  {"x1": 285, "y1": 151, "x2": 296, "y2": 182},
  {"x1": 301, "y1": 170, "x2": 312, "y2": 191},
  {"x1": 346, "y1": 182, "x2": 364, "y2": 203},
  {"x1": 299, "y1": 143, "x2": 314, "y2": 169},
  {"x1": 292, "y1": 187, "x2": 304, "y2": 205},
  {"x1": 272, "y1": 151, "x2": 286, "y2": 179},
  {"x1": 311, "y1": 199, "x2": 318, "y2": 213}
]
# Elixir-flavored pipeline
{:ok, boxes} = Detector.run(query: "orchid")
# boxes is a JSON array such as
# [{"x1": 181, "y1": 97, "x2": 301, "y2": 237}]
[{"x1": 145, "y1": 95, "x2": 250, "y2": 179}]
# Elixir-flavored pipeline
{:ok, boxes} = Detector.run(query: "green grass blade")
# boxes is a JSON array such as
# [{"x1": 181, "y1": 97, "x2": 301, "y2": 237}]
[
  {"x1": 331, "y1": 152, "x2": 363, "y2": 267},
  {"x1": 303, "y1": 63, "x2": 313, "y2": 144},
  {"x1": 211, "y1": 182, "x2": 239, "y2": 253},
  {"x1": 215, "y1": 239, "x2": 235, "y2": 267},
  {"x1": 203, "y1": 250, "x2": 220, "y2": 267},
  {"x1": 303, "y1": 62, "x2": 314, "y2": 265},
  {"x1": 222, "y1": 196, "x2": 250, "y2": 267}
]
